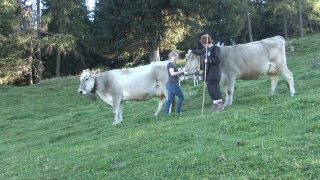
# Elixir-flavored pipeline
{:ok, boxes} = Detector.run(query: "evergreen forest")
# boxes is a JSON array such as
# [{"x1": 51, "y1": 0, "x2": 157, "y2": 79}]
[{"x1": 1, "y1": 0, "x2": 320, "y2": 85}]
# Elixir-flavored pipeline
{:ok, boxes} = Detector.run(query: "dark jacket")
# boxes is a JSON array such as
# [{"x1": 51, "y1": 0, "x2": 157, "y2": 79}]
[{"x1": 191, "y1": 45, "x2": 221, "y2": 82}]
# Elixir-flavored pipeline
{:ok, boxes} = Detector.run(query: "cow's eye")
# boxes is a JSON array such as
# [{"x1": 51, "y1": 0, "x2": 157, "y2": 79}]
[{"x1": 85, "y1": 77, "x2": 89, "y2": 81}]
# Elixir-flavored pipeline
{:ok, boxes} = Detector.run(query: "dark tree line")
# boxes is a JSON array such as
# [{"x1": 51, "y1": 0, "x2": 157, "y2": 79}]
[{"x1": 0, "y1": 0, "x2": 319, "y2": 85}]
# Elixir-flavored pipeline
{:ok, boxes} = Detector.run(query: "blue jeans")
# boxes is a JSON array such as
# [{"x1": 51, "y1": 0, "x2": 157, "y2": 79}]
[{"x1": 165, "y1": 82, "x2": 184, "y2": 114}]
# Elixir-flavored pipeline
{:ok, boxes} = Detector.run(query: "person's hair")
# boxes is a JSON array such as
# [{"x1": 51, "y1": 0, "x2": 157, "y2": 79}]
[
  {"x1": 200, "y1": 34, "x2": 213, "y2": 44},
  {"x1": 168, "y1": 51, "x2": 179, "y2": 59}
]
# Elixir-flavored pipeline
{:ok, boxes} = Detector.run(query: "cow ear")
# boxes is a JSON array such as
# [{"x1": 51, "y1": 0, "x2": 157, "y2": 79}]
[
  {"x1": 83, "y1": 69, "x2": 90, "y2": 73},
  {"x1": 91, "y1": 69, "x2": 100, "y2": 76}
]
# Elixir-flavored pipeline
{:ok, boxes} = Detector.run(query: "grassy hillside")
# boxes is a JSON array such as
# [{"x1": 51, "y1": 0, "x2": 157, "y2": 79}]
[{"x1": 1, "y1": 34, "x2": 320, "y2": 179}]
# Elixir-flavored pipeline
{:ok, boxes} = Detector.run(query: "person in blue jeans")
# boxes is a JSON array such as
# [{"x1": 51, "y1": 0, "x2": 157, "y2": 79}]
[{"x1": 165, "y1": 51, "x2": 185, "y2": 115}]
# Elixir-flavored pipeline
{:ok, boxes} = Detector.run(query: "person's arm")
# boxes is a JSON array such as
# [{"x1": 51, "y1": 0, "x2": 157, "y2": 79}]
[
  {"x1": 169, "y1": 68, "x2": 184, "y2": 76},
  {"x1": 190, "y1": 49, "x2": 205, "y2": 56},
  {"x1": 210, "y1": 47, "x2": 221, "y2": 64}
]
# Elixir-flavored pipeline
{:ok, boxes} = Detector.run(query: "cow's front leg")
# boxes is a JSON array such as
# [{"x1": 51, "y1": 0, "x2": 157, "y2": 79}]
[
  {"x1": 112, "y1": 99, "x2": 122, "y2": 125},
  {"x1": 118, "y1": 104, "x2": 123, "y2": 123},
  {"x1": 112, "y1": 108, "x2": 119, "y2": 125}
]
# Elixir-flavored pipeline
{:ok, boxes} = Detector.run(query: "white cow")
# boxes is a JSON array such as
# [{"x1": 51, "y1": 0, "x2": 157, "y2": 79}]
[
  {"x1": 178, "y1": 67, "x2": 202, "y2": 86},
  {"x1": 179, "y1": 72, "x2": 202, "y2": 86},
  {"x1": 77, "y1": 61, "x2": 169, "y2": 125},
  {"x1": 184, "y1": 36, "x2": 295, "y2": 106},
  {"x1": 181, "y1": 54, "x2": 205, "y2": 86}
]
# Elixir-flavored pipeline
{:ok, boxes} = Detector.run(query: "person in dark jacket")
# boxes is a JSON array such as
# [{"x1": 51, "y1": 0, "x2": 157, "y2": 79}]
[
  {"x1": 165, "y1": 51, "x2": 185, "y2": 115},
  {"x1": 189, "y1": 34, "x2": 224, "y2": 112}
]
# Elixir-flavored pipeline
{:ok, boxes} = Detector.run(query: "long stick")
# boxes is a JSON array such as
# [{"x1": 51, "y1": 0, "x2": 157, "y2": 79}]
[
  {"x1": 201, "y1": 35, "x2": 209, "y2": 115},
  {"x1": 201, "y1": 62, "x2": 207, "y2": 115}
]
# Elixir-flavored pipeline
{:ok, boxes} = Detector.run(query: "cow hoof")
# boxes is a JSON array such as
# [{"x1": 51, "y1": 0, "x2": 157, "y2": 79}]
[{"x1": 224, "y1": 103, "x2": 232, "y2": 107}]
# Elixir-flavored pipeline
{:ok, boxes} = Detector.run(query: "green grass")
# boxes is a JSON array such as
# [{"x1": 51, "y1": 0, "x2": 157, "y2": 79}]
[{"x1": 1, "y1": 34, "x2": 320, "y2": 179}]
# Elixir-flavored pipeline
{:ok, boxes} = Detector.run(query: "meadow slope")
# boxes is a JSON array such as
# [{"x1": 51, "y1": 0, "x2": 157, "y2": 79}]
[{"x1": 1, "y1": 34, "x2": 320, "y2": 179}]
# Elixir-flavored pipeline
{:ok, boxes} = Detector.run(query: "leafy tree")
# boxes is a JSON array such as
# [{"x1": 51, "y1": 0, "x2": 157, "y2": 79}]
[
  {"x1": 92, "y1": 0, "x2": 209, "y2": 63},
  {"x1": 0, "y1": 0, "x2": 44, "y2": 85},
  {"x1": 41, "y1": 0, "x2": 90, "y2": 76},
  {"x1": 199, "y1": 0, "x2": 266, "y2": 44},
  {"x1": 304, "y1": 0, "x2": 320, "y2": 33}
]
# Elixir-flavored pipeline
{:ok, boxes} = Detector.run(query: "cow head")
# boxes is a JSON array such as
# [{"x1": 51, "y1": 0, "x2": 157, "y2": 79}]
[
  {"x1": 184, "y1": 52, "x2": 200, "y2": 74},
  {"x1": 77, "y1": 69, "x2": 99, "y2": 95}
]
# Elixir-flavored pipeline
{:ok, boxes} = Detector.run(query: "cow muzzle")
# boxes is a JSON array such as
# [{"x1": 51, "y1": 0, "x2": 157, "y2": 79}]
[{"x1": 77, "y1": 89, "x2": 86, "y2": 95}]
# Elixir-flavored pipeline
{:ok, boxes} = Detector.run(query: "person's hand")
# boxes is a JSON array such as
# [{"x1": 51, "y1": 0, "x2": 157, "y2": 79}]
[
  {"x1": 181, "y1": 68, "x2": 188, "y2": 75},
  {"x1": 204, "y1": 58, "x2": 208, "y2": 63}
]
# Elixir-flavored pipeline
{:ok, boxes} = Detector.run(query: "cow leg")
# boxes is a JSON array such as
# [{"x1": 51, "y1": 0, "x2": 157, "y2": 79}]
[
  {"x1": 112, "y1": 98, "x2": 122, "y2": 125},
  {"x1": 223, "y1": 86, "x2": 229, "y2": 107},
  {"x1": 220, "y1": 75, "x2": 229, "y2": 106},
  {"x1": 118, "y1": 104, "x2": 123, "y2": 123},
  {"x1": 194, "y1": 75, "x2": 199, "y2": 86},
  {"x1": 221, "y1": 75, "x2": 235, "y2": 106},
  {"x1": 158, "y1": 83, "x2": 169, "y2": 114},
  {"x1": 112, "y1": 107, "x2": 118, "y2": 125},
  {"x1": 155, "y1": 95, "x2": 166, "y2": 116},
  {"x1": 269, "y1": 75, "x2": 279, "y2": 98},
  {"x1": 226, "y1": 78, "x2": 236, "y2": 106},
  {"x1": 281, "y1": 67, "x2": 295, "y2": 96}
]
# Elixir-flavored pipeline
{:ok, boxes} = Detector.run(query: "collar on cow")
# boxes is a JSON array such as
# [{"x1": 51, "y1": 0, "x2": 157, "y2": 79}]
[{"x1": 89, "y1": 77, "x2": 97, "y2": 94}]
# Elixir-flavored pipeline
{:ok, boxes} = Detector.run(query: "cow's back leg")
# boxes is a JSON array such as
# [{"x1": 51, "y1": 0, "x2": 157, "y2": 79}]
[
  {"x1": 222, "y1": 76, "x2": 236, "y2": 106},
  {"x1": 269, "y1": 75, "x2": 279, "y2": 98},
  {"x1": 281, "y1": 67, "x2": 295, "y2": 96},
  {"x1": 226, "y1": 78, "x2": 236, "y2": 106},
  {"x1": 155, "y1": 95, "x2": 166, "y2": 116},
  {"x1": 220, "y1": 75, "x2": 229, "y2": 106}
]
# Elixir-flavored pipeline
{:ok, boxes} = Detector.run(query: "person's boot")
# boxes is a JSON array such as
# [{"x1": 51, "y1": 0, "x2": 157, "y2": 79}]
[{"x1": 213, "y1": 101, "x2": 224, "y2": 112}]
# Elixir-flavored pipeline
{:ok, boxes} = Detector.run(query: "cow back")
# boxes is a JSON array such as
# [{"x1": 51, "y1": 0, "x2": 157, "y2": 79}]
[{"x1": 98, "y1": 61, "x2": 169, "y2": 101}]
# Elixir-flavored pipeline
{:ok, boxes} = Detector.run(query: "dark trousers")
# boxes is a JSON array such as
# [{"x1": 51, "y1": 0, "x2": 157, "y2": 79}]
[
  {"x1": 206, "y1": 64, "x2": 222, "y2": 101},
  {"x1": 165, "y1": 82, "x2": 184, "y2": 114},
  {"x1": 207, "y1": 80, "x2": 222, "y2": 101}
]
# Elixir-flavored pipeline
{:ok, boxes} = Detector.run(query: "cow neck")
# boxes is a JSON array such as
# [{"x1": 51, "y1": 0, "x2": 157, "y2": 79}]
[{"x1": 89, "y1": 76, "x2": 97, "y2": 94}]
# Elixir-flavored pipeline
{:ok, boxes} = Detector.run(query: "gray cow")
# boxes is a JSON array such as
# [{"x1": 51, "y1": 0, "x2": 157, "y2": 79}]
[
  {"x1": 77, "y1": 61, "x2": 169, "y2": 125},
  {"x1": 185, "y1": 36, "x2": 295, "y2": 106}
]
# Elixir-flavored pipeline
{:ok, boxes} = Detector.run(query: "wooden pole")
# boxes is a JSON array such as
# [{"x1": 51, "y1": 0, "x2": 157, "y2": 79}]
[{"x1": 201, "y1": 34, "x2": 208, "y2": 115}]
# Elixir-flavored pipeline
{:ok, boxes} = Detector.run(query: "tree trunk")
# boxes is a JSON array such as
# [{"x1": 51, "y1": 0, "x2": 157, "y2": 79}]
[
  {"x1": 148, "y1": 47, "x2": 160, "y2": 63},
  {"x1": 23, "y1": 6, "x2": 34, "y2": 85},
  {"x1": 56, "y1": 50, "x2": 61, "y2": 77},
  {"x1": 56, "y1": 16, "x2": 62, "y2": 76},
  {"x1": 37, "y1": 0, "x2": 41, "y2": 31},
  {"x1": 247, "y1": 12, "x2": 253, "y2": 42},
  {"x1": 309, "y1": 21, "x2": 314, "y2": 33},
  {"x1": 298, "y1": 0, "x2": 304, "y2": 38},
  {"x1": 35, "y1": 0, "x2": 43, "y2": 81},
  {"x1": 284, "y1": 14, "x2": 288, "y2": 40},
  {"x1": 36, "y1": 0, "x2": 41, "y2": 53},
  {"x1": 27, "y1": 57, "x2": 33, "y2": 85}
]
